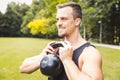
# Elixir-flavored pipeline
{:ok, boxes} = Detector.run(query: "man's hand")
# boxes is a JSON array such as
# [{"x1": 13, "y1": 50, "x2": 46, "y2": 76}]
[{"x1": 59, "y1": 41, "x2": 74, "y2": 62}]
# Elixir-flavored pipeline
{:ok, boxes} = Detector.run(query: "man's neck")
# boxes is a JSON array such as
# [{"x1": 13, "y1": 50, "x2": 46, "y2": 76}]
[{"x1": 64, "y1": 30, "x2": 87, "y2": 49}]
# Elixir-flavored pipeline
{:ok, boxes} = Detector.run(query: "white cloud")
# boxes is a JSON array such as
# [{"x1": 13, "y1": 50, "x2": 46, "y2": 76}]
[{"x1": 0, "y1": 0, "x2": 32, "y2": 13}]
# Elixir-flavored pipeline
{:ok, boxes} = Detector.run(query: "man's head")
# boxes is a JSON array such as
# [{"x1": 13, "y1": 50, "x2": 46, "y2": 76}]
[
  {"x1": 56, "y1": 2, "x2": 82, "y2": 37},
  {"x1": 56, "y1": 2, "x2": 82, "y2": 20}
]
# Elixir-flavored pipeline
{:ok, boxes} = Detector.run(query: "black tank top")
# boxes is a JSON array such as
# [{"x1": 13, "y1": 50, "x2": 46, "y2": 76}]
[{"x1": 48, "y1": 42, "x2": 94, "y2": 80}]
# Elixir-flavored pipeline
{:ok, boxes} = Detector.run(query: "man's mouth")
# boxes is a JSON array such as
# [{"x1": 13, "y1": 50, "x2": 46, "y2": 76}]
[
  {"x1": 58, "y1": 28, "x2": 65, "y2": 32},
  {"x1": 58, "y1": 27, "x2": 65, "y2": 30}
]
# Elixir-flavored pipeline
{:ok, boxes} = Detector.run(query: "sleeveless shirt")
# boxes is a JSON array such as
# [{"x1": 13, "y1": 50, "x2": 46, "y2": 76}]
[{"x1": 48, "y1": 42, "x2": 94, "y2": 80}]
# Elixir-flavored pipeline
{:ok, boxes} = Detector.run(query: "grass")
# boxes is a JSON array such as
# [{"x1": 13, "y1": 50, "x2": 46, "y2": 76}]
[
  {"x1": 0, "y1": 37, "x2": 120, "y2": 80},
  {"x1": 0, "y1": 37, "x2": 49, "y2": 80},
  {"x1": 97, "y1": 47, "x2": 120, "y2": 80}
]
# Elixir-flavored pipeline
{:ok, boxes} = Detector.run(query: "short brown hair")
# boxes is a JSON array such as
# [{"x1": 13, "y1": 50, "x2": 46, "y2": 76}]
[{"x1": 56, "y1": 2, "x2": 82, "y2": 19}]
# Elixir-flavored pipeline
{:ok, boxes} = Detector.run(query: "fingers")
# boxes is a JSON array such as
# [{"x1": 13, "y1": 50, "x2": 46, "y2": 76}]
[
  {"x1": 60, "y1": 41, "x2": 72, "y2": 48},
  {"x1": 43, "y1": 41, "x2": 56, "y2": 54},
  {"x1": 59, "y1": 41, "x2": 72, "y2": 54},
  {"x1": 58, "y1": 41, "x2": 73, "y2": 61},
  {"x1": 43, "y1": 41, "x2": 72, "y2": 55}
]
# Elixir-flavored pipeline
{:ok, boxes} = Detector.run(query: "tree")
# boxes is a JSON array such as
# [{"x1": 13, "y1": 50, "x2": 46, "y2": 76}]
[
  {"x1": 20, "y1": 0, "x2": 45, "y2": 37},
  {"x1": 81, "y1": 0, "x2": 120, "y2": 45},
  {"x1": 0, "y1": 2, "x2": 30, "y2": 37},
  {"x1": 107, "y1": 1, "x2": 120, "y2": 45},
  {"x1": 24, "y1": 0, "x2": 68, "y2": 38},
  {"x1": 19, "y1": 0, "x2": 120, "y2": 44}
]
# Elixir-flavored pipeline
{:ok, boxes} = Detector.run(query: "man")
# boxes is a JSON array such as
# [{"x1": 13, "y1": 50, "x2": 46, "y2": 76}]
[{"x1": 20, "y1": 2, "x2": 103, "y2": 80}]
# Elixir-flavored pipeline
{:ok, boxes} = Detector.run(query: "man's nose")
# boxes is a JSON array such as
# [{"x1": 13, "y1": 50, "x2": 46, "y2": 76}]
[{"x1": 57, "y1": 20, "x2": 62, "y2": 27}]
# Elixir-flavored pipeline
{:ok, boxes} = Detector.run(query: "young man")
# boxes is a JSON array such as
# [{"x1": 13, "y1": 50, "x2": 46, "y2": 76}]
[{"x1": 20, "y1": 2, "x2": 103, "y2": 80}]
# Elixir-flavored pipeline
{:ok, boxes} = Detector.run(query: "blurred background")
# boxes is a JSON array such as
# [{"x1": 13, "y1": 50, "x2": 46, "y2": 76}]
[
  {"x1": 0, "y1": 0, "x2": 120, "y2": 80},
  {"x1": 0, "y1": 0, "x2": 120, "y2": 45}
]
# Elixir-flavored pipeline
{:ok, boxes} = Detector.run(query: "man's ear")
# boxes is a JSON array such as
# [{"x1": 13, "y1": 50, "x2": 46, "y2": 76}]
[{"x1": 75, "y1": 18, "x2": 81, "y2": 26}]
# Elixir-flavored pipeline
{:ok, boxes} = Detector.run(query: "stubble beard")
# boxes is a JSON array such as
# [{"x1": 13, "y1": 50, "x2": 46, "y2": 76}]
[
  {"x1": 57, "y1": 27, "x2": 67, "y2": 39},
  {"x1": 58, "y1": 33, "x2": 65, "y2": 37},
  {"x1": 58, "y1": 31, "x2": 66, "y2": 39}
]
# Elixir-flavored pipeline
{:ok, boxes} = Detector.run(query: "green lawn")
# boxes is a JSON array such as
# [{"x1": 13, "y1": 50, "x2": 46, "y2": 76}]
[
  {"x1": 0, "y1": 37, "x2": 120, "y2": 80},
  {"x1": 98, "y1": 47, "x2": 120, "y2": 80}
]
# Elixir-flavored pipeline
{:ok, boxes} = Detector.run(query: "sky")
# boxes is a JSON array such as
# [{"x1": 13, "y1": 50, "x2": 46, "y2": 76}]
[{"x1": 0, "y1": 0, "x2": 32, "y2": 13}]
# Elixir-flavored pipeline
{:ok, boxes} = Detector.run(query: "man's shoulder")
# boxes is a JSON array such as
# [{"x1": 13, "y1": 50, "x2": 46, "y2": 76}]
[{"x1": 82, "y1": 45, "x2": 102, "y2": 62}]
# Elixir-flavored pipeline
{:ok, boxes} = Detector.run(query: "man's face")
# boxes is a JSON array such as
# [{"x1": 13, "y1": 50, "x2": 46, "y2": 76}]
[{"x1": 56, "y1": 7, "x2": 76, "y2": 37}]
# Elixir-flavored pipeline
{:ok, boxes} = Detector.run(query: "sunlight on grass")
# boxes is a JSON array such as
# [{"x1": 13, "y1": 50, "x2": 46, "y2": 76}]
[
  {"x1": 97, "y1": 47, "x2": 120, "y2": 80},
  {"x1": 0, "y1": 37, "x2": 49, "y2": 80}
]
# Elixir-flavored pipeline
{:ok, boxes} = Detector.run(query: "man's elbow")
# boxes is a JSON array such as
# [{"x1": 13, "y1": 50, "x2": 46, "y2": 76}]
[{"x1": 19, "y1": 65, "x2": 32, "y2": 74}]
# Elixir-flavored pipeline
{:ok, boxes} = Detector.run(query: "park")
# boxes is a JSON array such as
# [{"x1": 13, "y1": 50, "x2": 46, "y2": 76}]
[{"x1": 0, "y1": 0, "x2": 120, "y2": 80}]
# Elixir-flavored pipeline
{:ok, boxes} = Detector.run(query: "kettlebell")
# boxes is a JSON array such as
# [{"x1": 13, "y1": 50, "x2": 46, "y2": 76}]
[{"x1": 40, "y1": 42, "x2": 64, "y2": 77}]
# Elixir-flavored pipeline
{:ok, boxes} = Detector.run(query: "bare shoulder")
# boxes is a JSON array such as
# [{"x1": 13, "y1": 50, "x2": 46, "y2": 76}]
[
  {"x1": 82, "y1": 45, "x2": 102, "y2": 62},
  {"x1": 79, "y1": 45, "x2": 103, "y2": 80}
]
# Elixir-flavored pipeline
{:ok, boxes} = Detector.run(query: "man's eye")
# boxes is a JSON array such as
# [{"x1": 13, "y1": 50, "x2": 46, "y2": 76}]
[
  {"x1": 61, "y1": 18, "x2": 65, "y2": 20},
  {"x1": 61, "y1": 17, "x2": 67, "y2": 20},
  {"x1": 56, "y1": 18, "x2": 59, "y2": 22}
]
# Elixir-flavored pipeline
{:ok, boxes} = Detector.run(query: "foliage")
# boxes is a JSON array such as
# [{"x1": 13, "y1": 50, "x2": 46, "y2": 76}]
[
  {"x1": 0, "y1": 0, "x2": 120, "y2": 44},
  {"x1": 0, "y1": 2, "x2": 30, "y2": 37},
  {"x1": 107, "y1": 1, "x2": 120, "y2": 45},
  {"x1": 20, "y1": 0, "x2": 44, "y2": 36},
  {"x1": 80, "y1": 1, "x2": 97, "y2": 40},
  {"x1": 80, "y1": 0, "x2": 120, "y2": 45},
  {"x1": 27, "y1": 18, "x2": 50, "y2": 35},
  {"x1": 26, "y1": 0, "x2": 68, "y2": 38}
]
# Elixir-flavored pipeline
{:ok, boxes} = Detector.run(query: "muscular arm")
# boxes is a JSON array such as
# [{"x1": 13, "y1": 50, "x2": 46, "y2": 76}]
[
  {"x1": 60, "y1": 43, "x2": 103, "y2": 80},
  {"x1": 20, "y1": 42, "x2": 55, "y2": 74},
  {"x1": 81, "y1": 47, "x2": 103, "y2": 80},
  {"x1": 19, "y1": 54, "x2": 45, "y2": 74}
]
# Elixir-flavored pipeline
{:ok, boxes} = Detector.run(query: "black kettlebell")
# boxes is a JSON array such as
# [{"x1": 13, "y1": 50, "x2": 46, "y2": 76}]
[{"x1": 40, "y1": 42, "x2": 64, "y2": 77}]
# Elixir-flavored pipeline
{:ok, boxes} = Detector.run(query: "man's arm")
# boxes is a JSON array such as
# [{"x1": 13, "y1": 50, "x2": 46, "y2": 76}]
[
  {"x1": 59, "y1": 42, "x2": 103, "y2": 80},
  {"x1": 20, "y1": 42, "x2": 55, "y2": 74},
  {"x1": 81, "y1": 46, "x2": 103, "y2": 80},
  {"x1": 19, "y1": 54, "x2": 45, "y2": 74}
]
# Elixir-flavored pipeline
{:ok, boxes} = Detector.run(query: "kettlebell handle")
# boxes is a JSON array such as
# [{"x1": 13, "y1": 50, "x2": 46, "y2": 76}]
[
  {"x1": 50, "y1": 42, "x2": 63, "y2": 48},
  {"x1": 46, "y1": 42, "x2": 63, "y2": 55}
]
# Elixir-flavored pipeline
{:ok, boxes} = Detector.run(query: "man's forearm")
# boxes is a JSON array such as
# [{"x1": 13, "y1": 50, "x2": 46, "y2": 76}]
[
  {"x1": 20, "y1": 54, "x2": 45, "y2": 74},
  {"x1": 62, "y1": 59, "x2": 92, "y2": 80}
]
